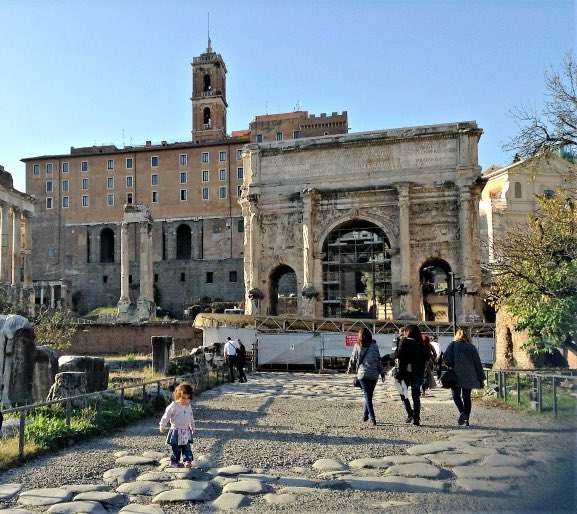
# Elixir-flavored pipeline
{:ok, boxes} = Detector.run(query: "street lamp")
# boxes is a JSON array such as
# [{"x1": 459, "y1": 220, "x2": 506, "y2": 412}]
[{"x1": 447, "y1": 272, "x2": 464, "y2": 335}]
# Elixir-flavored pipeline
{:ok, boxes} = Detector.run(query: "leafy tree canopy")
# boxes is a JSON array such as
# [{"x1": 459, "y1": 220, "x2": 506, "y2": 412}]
[{"x1": 488, "y1": 191, "x2": 577, "y2": 353}]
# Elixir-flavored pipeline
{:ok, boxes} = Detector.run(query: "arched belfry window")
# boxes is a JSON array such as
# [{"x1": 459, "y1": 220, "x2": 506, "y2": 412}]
[
  {"x1": 203, "y1": 107, "x2": 211, "y2": 126},
  {"x1": 176, "y1": 224, "x2": 192, "y2": 260},
  {"x1": 100, "y1": 228, "x2": 115, "y2": 263},
  {"x1": 514, "y1": 181, "x2": 522, "y2": 198},
  {"x1": 203, "y1": 74, "x2": 211, "y2": 92}
]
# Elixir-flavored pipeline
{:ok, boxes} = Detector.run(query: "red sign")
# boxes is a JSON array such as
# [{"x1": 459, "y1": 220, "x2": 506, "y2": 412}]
[{"x1": 345, "y1": 334, "x2": 357, "y2": 346}]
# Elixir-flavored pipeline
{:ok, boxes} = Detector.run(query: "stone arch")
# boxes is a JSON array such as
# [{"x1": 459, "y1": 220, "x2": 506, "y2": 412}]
[
  {"x1": 316, "y1": 215, "x2": 397, "y2": 255},
  {"x1": 269, "y1": 264, "x2": 297, "y2": 315},
  {"x1": 203, "y1": 107, "x2": 211, "y2": 125},
  {"x1": 176, "y1": 224, "x2": 192, "y2": 260},
  {"x1": 100, "y1": 228, "x2": 115, "y2": 263},
  {"x1": 321, "y1": 219, "x2": 392, "y2": 319},
  {"x1": 420, "y1": 259, "x2": 452, "y2": 322},
  {"x1": 514, "y1": 181, "x2": 522, "y2": 198}
]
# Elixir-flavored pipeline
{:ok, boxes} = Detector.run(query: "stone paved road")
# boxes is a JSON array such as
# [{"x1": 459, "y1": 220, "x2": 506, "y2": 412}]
[{"x1": 0, "y1": 371, "x2": 576, "y2": 513}]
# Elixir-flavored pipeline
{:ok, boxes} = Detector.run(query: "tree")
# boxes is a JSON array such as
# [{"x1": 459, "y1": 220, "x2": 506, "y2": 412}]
[
  {"x1": 503, "y1": 52, "x2": 577, "y2": 161},
  {"x1": 487, "y1": 191, "x2": 577, "y2": 354}
]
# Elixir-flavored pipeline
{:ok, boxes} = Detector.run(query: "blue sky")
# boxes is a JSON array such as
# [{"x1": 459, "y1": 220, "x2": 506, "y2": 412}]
[{"x1": 1, "y1": 0, "x2": 575, "y2": 192}]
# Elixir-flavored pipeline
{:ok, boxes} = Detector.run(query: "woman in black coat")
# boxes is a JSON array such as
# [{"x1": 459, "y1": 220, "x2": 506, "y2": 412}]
[
  {"x1": 443, "y1": 328, "x2": 485, "y2": 426},
  {"x1": 396, "y1": 325, "x2": 428, "y2": 426}
]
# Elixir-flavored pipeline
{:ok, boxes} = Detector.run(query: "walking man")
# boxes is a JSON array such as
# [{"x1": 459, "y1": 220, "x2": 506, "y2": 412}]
[{"x1": 223, "y1": 337, "x2": 238, "y2": 383}]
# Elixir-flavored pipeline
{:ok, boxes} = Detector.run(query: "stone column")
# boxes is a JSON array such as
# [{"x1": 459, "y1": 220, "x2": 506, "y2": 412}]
[
  {"x1": 21, "y1": 212, "x2": 34, "y2": 312},
  {"x1": 0, "y1": 202, "x2": 10, "y2": 284},
  {"x1": 300, "y1": 189, "x2": 317, "y2": 317},
  {"x1": 11, "y1": 207, "x2": 21, "y2": 288},
  {"x1": 117, "y1": 222, "x2": 130, "y2": 320},
  {"x1": 459, "y1": 185, "x2": 481, "y2": 322},
  {"x1": 396, "y1": 184, "x2": 414, "y2": 318},
  {"x1": 50, "y1": 285, "x2": 55, "y2": 309},
  {"x1": 137, "y1": 221, "x2": 154, "y2": 319},
  {"x1": 243, "y1": 195, "x2": 262, "y2": 315},
  {"x1": 151, "y1": 336, "x2": 173, "y2": 375}
]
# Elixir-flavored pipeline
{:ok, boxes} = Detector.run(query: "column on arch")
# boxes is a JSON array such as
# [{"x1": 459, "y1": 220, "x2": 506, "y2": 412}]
[{"x1": 396, "y1": 184, "x2": 414, "y2": 318}]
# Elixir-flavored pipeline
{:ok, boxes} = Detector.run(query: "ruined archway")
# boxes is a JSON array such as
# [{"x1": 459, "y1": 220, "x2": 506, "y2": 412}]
[
  {"x1": 176, "y1": 224, "x2": 192, "y2": 260},
  {"x1": 321, "y1": 220, "x2": 391, "y2": 319},
  {"x1": 269, "y1": 265, "x2": 297, "y2": 315},
  {"x1": 420, "y1": 260, "x2": 452, "y2": 322},
  {"x1": 100, "y1": 228, "x2": 115, "y2": 263}
]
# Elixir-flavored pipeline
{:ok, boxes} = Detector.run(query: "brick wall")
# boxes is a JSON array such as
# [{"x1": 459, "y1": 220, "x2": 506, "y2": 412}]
[{"x1": 64, "y1": 321, "x2": 204, "y2": 356}]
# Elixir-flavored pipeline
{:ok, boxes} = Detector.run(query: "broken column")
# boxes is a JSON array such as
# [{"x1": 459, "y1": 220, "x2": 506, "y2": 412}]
[{"x1": 152, "y1": 336, "x2": 173, "y2": 375}]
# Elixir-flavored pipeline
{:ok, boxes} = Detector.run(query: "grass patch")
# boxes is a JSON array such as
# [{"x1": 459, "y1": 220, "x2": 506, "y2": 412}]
[{"x1": 83, "y1": 306, "x2": 118, "y2": 321}]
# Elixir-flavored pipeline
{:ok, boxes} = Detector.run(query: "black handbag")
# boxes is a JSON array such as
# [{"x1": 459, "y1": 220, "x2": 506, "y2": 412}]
[
  {"x1": 352, "y1": 347, "x2": 368, "y2": 387},
  {"x1": 440, "y1": 368, "x2": 458, "y2": 388}
]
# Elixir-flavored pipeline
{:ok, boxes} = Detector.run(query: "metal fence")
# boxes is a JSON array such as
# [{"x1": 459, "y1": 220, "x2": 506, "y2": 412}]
[
  {"x1": 487, "y1": 368, "x2": 577, "y2": 419},
  {"x1": 0, "y1": 367, "x2": 227, "y2": 462}
]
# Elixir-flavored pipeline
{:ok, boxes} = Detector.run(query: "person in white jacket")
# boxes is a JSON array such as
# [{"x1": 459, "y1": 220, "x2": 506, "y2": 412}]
[{"x1": 159, "y1": 383, "x2": 196, "y2": 468}]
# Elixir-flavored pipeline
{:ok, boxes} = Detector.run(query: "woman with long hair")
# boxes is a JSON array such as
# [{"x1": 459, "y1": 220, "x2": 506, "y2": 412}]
[
  {"x1": 347, "y1": 327, "x2": 385, "y2": 426},
  {"x1": 443, "y1": 328, "x2": 485, "y2": 426},
  {"x1": 396, "y1": 324, "x2": 428, "y2": 426}
]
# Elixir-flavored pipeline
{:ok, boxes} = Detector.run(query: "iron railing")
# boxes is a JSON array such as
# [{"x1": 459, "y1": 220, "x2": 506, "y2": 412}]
[{"x1": 0, "y1": 367, "x2": 227, "y2": 462}]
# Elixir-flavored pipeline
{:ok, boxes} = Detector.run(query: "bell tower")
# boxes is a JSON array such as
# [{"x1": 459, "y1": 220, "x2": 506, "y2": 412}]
[{"x1": 191, "y1": 37, "x2": 227, "y2": 142}]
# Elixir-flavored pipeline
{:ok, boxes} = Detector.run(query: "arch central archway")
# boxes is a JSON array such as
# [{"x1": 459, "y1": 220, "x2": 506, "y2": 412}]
[{"x1": 321, "y1": 220, "x2": 391, "y2": 319}]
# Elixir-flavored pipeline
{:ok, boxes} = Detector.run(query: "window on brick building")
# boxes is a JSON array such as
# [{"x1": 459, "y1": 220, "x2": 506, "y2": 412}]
[
  {"x1": 107, "y1": 177, "x2": 114, "y2": 189},
  {"x1": 276, "y1": 132, "x2": 283, "y2": 141},
  {"x1": 33, "y1": 164, "x2": 40, "y2": 175},
  {"x1": 237, "y1": 167, "x2": 243, "y2": 180},
  {"x1": 201, "y1": 152, "x2": 209, "y2": 163},
  {"x1": 81, "y1": 161, "x2": 89, "y2": 172},
  {"x1": 151, "y1": 156, "x2": 159, "y2": 167},
  {"x1": 82, "y1": 178, "x2": 89, "y2": 190},
  {"x1": 256, "y1": 134, "x2": 263, "y2": 143},
  {"x1": 229, "y1": 271, "x2": 238, "y2": 282},
  {"x1": 180, "y1": 172, "x2": 187, "y2": 184},
  {"x1": 202, "y1": 187, "x2": 209, "y2": 200},
  {"x1": 151, "y1": 174, "x2": 159, "y2": 186},
  {"x1": 180, "y1": 189, "x2": 187, "y2": 201},
  {"x1": 126, "y1": 158, "x2": 133, "y2": 169},
  {"x1": 107, "y1": 194, "x2": 114, "y2": 206},
  {"x1": 46, "y1": 181, "x2": 53, "y2": 193},
  {"x1": 219, "y1": 186, "x2": 227, "y2": 199},
  {"x1": 179, "y1": 154, "x2": 188, "y2": 166},
  {"x1": 107, "y1": 159, "x2": 114, "y2": 170},
  {"x1": 152, "y1": 191, "x2": 159, "y2": 203},
  {"x1": 206, "y1": 272, "x2": 214, "y2": 283},
  {"x1": 61, "y1": 162, "x2": 69, "y2": 173},
  {"x1": 46, "y1": 163, "x2": 53, "y2": 174},
  {"x1": 202, "y1": 170, "x2": 209, "y2": 182},
  {"x1": 82, "y1": 195, "x2": 89, "y2": 207},
  {"x1": 219, "y1": 169, "x2": 226, "y2": 181},
  {"x1": 46, "y1": 197, "x2": 53, "y2": 209},
  {"x1": 126, "y1": 176, "x2": 133, "y2": 188},
  {"x1": 62, "y1": 196, "x2": 69, "y2": 208}
]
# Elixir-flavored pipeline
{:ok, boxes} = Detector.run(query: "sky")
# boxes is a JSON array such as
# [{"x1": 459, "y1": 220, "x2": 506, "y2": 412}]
[{"x1": 0, "y1": 0, "x2": 575, "y2": 192}]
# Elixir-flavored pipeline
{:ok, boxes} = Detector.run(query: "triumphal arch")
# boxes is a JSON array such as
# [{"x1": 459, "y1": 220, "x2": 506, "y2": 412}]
[{"x1": 240, "y1": 121, "x2": 485, "y2": 322}]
